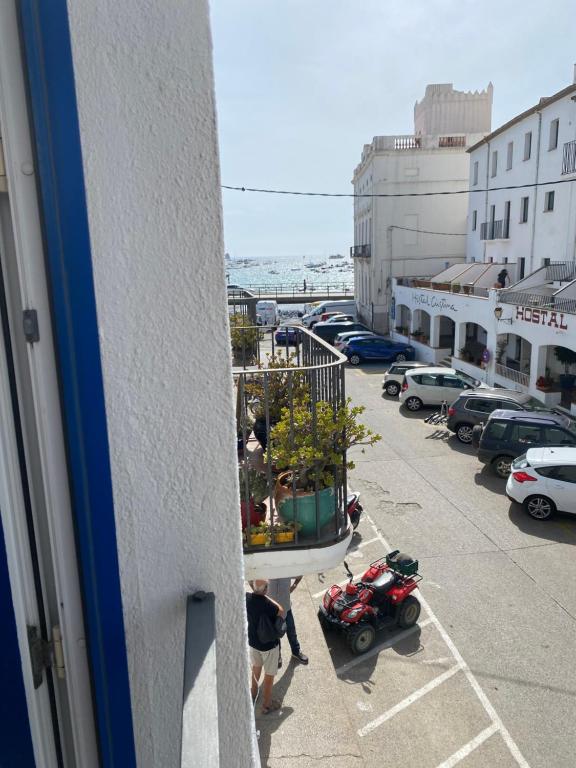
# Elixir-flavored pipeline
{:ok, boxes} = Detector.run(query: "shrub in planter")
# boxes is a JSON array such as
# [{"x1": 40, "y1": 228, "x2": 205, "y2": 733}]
[
  {"x1": 230, "y1": 313, "x2": 260, "y2": 365},
  {"x1": 269, "y1": 399, "x2": 381, "y2": 535},
  {"x1": 245, "y1": 353, "x2": 309, "y2": 450},
  {"x1": 238, "y1": 466, "x2": 268, "y2": 529}
]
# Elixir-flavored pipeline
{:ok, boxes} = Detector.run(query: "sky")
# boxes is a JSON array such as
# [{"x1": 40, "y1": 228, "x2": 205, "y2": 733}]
[{"x1": 210, "y1": 0, "x2": 576, "y2": 259}]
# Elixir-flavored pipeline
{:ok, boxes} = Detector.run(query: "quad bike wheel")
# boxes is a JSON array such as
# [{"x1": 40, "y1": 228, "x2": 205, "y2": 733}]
[
  {"x1": 317, "y1": 609, "x2": 334, "y2": 631},
  {"x1": 346, "y1": 623, "x2": 376, "y2": 655},
  {"x1": 397, "y1": 596, "x2": 421, "y2": 629}
]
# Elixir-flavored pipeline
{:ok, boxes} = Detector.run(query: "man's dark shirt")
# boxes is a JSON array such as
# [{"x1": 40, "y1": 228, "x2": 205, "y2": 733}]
[{"x1": 246, "y1": 592, "x2": 279, "y2": 651}]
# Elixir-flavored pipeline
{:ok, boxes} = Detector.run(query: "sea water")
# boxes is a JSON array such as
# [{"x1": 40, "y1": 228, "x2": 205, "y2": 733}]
[{"x1": 225, "y1": 254, "x2": 354, "y2": 291}]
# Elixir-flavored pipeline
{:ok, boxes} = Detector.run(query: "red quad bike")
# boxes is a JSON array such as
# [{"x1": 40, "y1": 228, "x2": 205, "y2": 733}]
[{"x1": 318, "y1": 550, "x2": 422, "y2": 655}]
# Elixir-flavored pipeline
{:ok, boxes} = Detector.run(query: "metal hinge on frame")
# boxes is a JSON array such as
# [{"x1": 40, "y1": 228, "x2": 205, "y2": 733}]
[
  {"x1": 23, "y1": 309, "x2": 40, "y2": 344},
  {"x1": 27, "y1": 625, "x2": 65, "y2": 689}
]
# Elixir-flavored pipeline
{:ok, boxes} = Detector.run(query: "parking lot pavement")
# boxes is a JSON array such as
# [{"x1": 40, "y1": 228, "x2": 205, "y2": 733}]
[{"x1": 301, "y1": 365, "x2": 576, "y2": 768}]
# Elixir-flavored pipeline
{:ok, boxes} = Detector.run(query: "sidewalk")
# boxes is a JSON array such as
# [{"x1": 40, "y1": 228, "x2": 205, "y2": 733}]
[{"x1": 254, "y1": 578, "x2": 363, "y2": 768}]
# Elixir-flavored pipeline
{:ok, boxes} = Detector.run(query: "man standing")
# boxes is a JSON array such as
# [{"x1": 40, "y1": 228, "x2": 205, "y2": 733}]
[
  {"x1": 246, "y1": 580, "x2": 284, "y2": 714},
  {"x1": 267, "y1": 577, "x2": 309, "y2": 667}
]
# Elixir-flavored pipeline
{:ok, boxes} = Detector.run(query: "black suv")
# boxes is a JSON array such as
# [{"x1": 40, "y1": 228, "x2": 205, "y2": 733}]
[
  {"x1": 473, "y1": 409, "x2": 576, "y2": 477},
  {"x1": 313, "y1": 321, "x2": 371, "y2": 345},
  {"x1": 446, "y1": 388, "x2": 551, "y2": 444}
]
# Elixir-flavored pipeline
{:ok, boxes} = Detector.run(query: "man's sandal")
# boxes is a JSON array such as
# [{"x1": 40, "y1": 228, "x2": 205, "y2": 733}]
[{"x1": 261, "y1": 699, "x2": 281, "y2": 715}]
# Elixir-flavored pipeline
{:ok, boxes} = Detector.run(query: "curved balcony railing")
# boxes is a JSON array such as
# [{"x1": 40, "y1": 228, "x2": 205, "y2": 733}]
[{"x1": 232, "y1": 325, "x2": 351, "y2": 569}]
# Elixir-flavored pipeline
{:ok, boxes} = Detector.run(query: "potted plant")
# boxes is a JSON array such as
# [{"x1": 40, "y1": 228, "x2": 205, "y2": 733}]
[
  {"x1": 459, "y1": 347, "x2": 471, "y2": 362},
  {"x1": 451, "y1": 283, "x2": 461, "y2": 293},
  {"x1": 554, "y1": 346, "x2": 576, "y2": 389},
  {"x1": 238, "y1": 466, "x2": 268, "y2": 529},
  {"x1": 243, "y1": 521, "x2": 269, "y2": 547},
  {"x1": 269, "y1": 521, "x2": 299, "y2": 544},
  {"x1": 536, "y1": 375, "x2": 554, "y2": 392},
  {"x1": 411, "y1": 328, "x2": 423, "y2": 340},
  {"x1": 495, "y1": 339, "x2": 507, "y2": 365},
  {"x1": 269, "y1": 399, "x2": 381, "y2": 536},
  {"x1": 230, "y1": 313, "x2": 260, "y2": 365},
  {"x1": 245, "y1": 353, "x2": 309, "y2": 450}
]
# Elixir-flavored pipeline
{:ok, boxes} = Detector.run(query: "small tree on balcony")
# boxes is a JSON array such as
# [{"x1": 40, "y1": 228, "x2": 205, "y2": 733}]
[
  {"x1": 554, "y1": 346, "x2": 576, "y2": 387},
  {"x1": 269, "y1": 399, "x2": 381, "y2": 491}
]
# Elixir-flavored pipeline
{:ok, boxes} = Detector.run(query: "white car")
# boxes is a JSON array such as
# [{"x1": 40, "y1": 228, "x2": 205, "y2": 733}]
[
  {"x1": 324, "y1": 314, "x2": 354, "y2": 324},
  {"x1": 506, "y1": 447, "x2": 576, "y2": 520},
  {"x1": 382, "y1": 361, "x2": 428, "y2": 397},
  {"x1": 398, "y1": 366, "x2": 483, "y2": 411}
]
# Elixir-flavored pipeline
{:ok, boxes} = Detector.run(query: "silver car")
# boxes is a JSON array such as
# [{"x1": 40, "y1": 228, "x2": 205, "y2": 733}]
[{"x1": 382, "y1": 361, "x2": 427, "y2": 396}]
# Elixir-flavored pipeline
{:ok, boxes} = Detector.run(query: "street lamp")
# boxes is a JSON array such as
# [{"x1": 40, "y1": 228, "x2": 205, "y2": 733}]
[{"x1": 494, "y1": 306, "x2": 513, "y2": 324}]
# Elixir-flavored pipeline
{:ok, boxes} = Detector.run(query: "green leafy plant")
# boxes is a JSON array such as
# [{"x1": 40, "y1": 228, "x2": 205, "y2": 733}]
[
  {"x1": 269, "y1": 398, "x2": 381, "y2": 491},
  {"x1": 238, "y1": 466, "x2": 269, "y2": 505},
  {"x1": 554, "y1": 346, "x2": 576, "y2": 374},
  {"x1": 229, "y1": 313, "x2": 260, "y2": 362},
  {"x1": 244, "y1": 352, "x2": 309, "y2": 423}
]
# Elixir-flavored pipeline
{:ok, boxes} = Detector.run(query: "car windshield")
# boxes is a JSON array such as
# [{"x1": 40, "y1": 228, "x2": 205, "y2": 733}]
[{"x1": 520, "y1": 396, "x2": 552, "y2": 411}]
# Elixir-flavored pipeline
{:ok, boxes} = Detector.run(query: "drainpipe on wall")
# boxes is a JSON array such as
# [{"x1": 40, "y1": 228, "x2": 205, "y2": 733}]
[{"x1": 529, "y1": 111, "x2": 542, "y2": 272}]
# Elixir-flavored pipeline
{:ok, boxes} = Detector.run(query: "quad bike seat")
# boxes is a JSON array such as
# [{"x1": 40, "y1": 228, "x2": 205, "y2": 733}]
[{"x1": 368, "y1": 570, "x2": 396, "y2": 592}]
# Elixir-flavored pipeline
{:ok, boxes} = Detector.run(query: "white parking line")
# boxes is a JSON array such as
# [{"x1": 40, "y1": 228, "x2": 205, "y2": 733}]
[
  {"x1": 350, "y1": 535, "x2": 380, "y2": 551},
  {"x1": 435, "y1": 723, "x2": 499, "y2": 768},
  {"x1": 364, "y1": 514, "x2": 530, "y2": 768},
  {"x1": 335, "y1": 617, "x2": 434, "y2": 676},
  {"x1": 358, "y1": 663, "x2": 464, "y2": 737}
]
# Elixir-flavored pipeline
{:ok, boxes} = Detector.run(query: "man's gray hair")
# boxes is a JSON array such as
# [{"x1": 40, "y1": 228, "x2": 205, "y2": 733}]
[{"x1": 253, "y1": 579, "x2": 269, "y2": 594}]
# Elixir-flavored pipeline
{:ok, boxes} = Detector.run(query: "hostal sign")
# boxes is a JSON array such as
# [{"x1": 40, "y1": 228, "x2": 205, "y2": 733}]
[{"x1": 516, "y1": 305, "x2": 568, "y2": 330}]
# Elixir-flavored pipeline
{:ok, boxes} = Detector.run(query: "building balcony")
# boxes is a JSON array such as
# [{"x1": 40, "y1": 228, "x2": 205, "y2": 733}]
[
  {"x1": 495, "y1": 363, "x2": 530, "y2": 388},
  {"x1": 350, "y1": 244, "x2": 371, "y2": 259},
  {"x1": 562, "y1": 140, "x2": 576, "y2": 175},
  {"x1": 480, "y1": 219, "x2": 509, "y2": 241},
  {"x1": 499, "y1": 261, "x2": 576, "y2": 316},
  {"x1": 233, "y1": 327, "x2": 353, "y2": 579}
]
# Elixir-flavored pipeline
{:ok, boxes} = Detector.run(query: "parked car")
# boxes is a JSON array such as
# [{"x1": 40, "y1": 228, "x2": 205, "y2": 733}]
[
  {"x1": 382, "y1": 361, "x2": 428, "y2": 396},
  {"x1": 506, "y1": 447, "x2": 576, "y2": 519},
  {"x1": 446, "y1": 389, "x2": 551, "y2": 444},
  {"x1": 399, "y1": 367, "x2": 482, "y2": 411},
  {"x1": 301, "y1": 300, "x2": 357, "y2": 328},
  {"x1": 256, "y1": 300, "x2": 279, "y2": 326},
  {"x1": 324, "y1": 314, "x2": 355, "y2": 324},
  {"x1": 473, "y1": 410, "x2": 576, "y2": 478},
  {"x1": 274, "y1": 326, "x2": 302, "y2": 345},
  {"x1": 334, "y1": 331, "x2": 376, "y2": 350},
  {"x1": 342, "y1": 336, "x2": 415, "y2": 365},
  {"x1": 313, "y1": 321, "x2": 371, "y2": 345}
]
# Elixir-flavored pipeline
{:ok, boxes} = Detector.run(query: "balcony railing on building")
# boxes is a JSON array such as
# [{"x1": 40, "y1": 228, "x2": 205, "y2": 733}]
[
  {"x1": 561, "y1": 140, "x2": 576, "y2": 175},
  {"x1": 495, "y1": 363, "x2": 530, "y2": 388},
  {"x1": 480, "y1": 219, "x2": 509, "y2": 240},
  {"x1": 438, "y1": 136, "x2": 466, "y2": 148},
  {"x1": 350, "y1": 244, "x2": 371, "y2": 259},
  {"x1": 393, "y1": 136, "x2": 421, "y2": 150},
  {"x1": 233, "y1": 326, "x2": 351, "y2": 569}
]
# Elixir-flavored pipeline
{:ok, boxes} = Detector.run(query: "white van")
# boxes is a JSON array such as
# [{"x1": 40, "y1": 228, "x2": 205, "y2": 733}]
[
  {"x1": 256, "y1": 300, "x2": 280, "y2": 326},
  {"x1": 301, "y1": 300, "x2": 357, "y2": 328}
]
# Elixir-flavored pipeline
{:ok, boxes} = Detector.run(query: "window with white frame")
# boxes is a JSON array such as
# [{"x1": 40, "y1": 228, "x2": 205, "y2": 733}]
[
  {"x1": 544, "y1": 190, "x2": 555, "y2": 211},
  {"x1": 520, "y1": 196, "x2": 529, "y2": 223},
  {"x1": 491, "y1": 150, "x2": 498, "y2": 177},
  {"x1": 506, "y1": 141, "x2": 513, "y2": 170},
  {"x1": 523, "y1": 131, "x2": 532, "y2": 161},
  {"x1": 473, "y1": 160, "x2": 478, "y2": 186},
  {"x1": 549, "y1": 119, "x2": 559, "y2": 151},
  {"x1": 472, "y1": 210, "x2": 477, "y2": 231}
]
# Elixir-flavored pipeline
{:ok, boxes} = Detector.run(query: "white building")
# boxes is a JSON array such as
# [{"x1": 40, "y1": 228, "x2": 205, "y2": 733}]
[
  {"x1": 467, "y1": 79, "x2": 576, "y2": 275},
  {"x1": 352, "y1": 83, "x2": 493, "y2": 332},
  {"x1": 390, "y1": 73, "x2": 576, "y2": 415}
]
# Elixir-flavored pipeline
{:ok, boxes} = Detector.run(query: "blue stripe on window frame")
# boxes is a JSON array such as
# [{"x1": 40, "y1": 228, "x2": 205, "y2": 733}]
[{"x1": 17, "y1": 2, "x2": 136, "y2": 766}]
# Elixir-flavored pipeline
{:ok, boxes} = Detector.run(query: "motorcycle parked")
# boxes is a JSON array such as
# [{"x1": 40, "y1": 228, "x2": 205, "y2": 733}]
[
  {"x1": 318, "y1": 550, "x2": 422, "y2": 654},
  {"x1": 347, "y1": 490, "x2": 363, "y2": 530}
]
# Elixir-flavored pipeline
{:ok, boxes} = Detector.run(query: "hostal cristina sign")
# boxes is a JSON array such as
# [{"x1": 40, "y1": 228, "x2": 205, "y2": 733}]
[
  {"x1": 412, "y1": 293, "x2": 458, "y2": 312},
  {"x1": 516, "y1": 305, "x2": 568, "y2": 330}
]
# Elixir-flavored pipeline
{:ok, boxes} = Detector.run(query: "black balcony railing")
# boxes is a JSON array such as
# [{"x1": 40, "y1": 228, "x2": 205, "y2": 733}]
[
  {"x1": 562, "y1": 140, "x2": 576, "y2": 175},
  {"x1": 234, "y1": 326, "x2": 349, "y2": 552},
  {"x1": 350, "y1": 244, "x2": 371, "y2": 258},
  {"x1": 480, "y1": 219, "x2": 508, "y2": 240},
  {"x1": 545, "y1": 261, "x2": 576, "y2": 282},
  {"x1": 439, "y1": 136, "x2": 466, "y2": 148}
]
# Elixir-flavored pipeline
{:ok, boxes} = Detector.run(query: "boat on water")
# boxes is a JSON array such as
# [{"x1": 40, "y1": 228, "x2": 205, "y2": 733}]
[{"x1": 329, "y1": 253, "x2": 344, "y2": 259}]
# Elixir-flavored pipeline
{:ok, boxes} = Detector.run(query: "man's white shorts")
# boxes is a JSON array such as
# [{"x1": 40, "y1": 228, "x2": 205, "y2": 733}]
[{"x1": 250, "y1": 644, "x2": 279, "y2": 676}]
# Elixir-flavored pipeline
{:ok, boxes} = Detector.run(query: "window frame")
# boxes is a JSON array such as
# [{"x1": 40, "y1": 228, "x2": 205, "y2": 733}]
[
  {"x1": 523, "y1": 131, "x2": 532, "y2": 161},
  {"x1": 506, "y1": 141, "x2": 513, "y2": 170},
  {"x1": 520, "y1": 196, "x2": 529, "y2": 223},
  {"x1": 491, "y1": 150, "x2": 498, "y2": 178},
  {"x1": 472, "y1": 210, "x2": 477, "y2": 231},
  {"x1": 548, "y1": 118, "x2": 559, "y2": 151},
  {"x1": 473, "y1": 160, "x2": 479, "y2": 186},
  {"x1": 544, "y1": 190, "x2": 555, "y2": 212}
]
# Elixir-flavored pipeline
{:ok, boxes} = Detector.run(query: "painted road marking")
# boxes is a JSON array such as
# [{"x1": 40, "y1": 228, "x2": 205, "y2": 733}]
[
  {"x1": 364, "y1": 513, "x2": 530, "y2": 768},
  {"x1": 358, "y1": 663, "x2": 464, "y2": 737},
  {"x1": 434, "y1": 723, "x2": 500, "y2": 768},
  {"x1": 335, "y1": 617, "x2": 434, "y2": 676}
]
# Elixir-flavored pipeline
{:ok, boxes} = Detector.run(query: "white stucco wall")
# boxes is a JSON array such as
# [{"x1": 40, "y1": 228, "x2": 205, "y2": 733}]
[
  {"x1": 65, "y1": 2, "x2": 256, "y2": 766},
  {"x1": 467, "y1": 87, "x2": 576, "y2": 272}
]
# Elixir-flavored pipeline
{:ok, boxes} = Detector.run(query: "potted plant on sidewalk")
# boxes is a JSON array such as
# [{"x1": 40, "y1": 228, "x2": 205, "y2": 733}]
[{"x1": 269, "y1": 399, "x2": 381, "y2": 536}]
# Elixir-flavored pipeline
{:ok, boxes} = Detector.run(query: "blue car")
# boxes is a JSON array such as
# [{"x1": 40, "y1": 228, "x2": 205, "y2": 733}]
[
  {"x1": 275, "y1": 326, "x2": 302, "y2": 345},
  {"x1": 342, "y1": 336, "x2": 414, "y2": 365}
]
